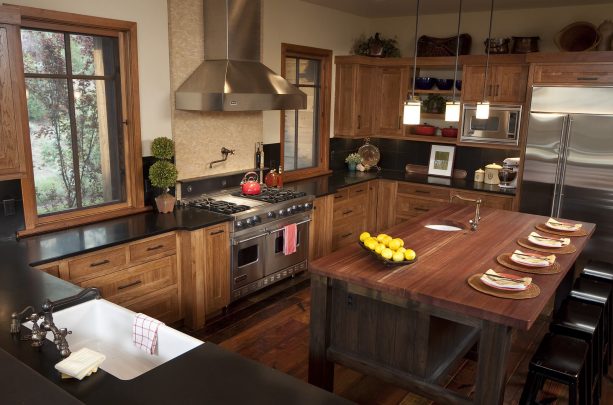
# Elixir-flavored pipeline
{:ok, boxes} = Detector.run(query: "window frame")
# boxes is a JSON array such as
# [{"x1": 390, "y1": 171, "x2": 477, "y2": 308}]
[
  {"x1": 280, "y1": 43, "x2": 332, "y2": 182},
  {"x1": 14, "y1": 6, "x2": 145, "y2": 237}
]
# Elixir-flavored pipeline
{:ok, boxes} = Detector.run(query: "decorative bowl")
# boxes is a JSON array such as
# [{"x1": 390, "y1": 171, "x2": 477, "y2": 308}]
[
  {"x1": 436, "y1": 79, "x2": 454, "y2": 90},
  {"x1": 455, "y1": 80, "x2": 462, "y2": 90},
  {"x1": 414, "y1": 77, "x2": 436, "y2": 90},
  {"x1": 358, "y1": 242, "x2": 417, "y2": 267}
]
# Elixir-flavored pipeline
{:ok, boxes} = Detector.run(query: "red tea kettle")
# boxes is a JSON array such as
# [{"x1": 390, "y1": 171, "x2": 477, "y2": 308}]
[{"x1": 240, "y1": 172, "x2": 261, "y2": 195}]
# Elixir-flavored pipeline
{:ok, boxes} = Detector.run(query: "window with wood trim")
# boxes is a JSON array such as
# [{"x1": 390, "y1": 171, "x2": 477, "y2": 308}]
[
  {"x1": 281, "y1": 44, "x2": 331, "y2": 182},
  {"x1": 14, "y1": 7, "x2": 145, "y2": 236}
]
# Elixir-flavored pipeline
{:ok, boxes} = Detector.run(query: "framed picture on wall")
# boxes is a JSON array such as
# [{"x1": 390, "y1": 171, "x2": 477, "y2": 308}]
[{"x1": 428, "y1": 145, "x2": 456, "y2": 177}]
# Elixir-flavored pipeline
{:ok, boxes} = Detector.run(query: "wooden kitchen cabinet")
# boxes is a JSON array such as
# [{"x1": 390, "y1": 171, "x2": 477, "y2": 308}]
[
  {"x1": 0, "y1": 10, "x2": 28, "y2": 180},
  {"x1": 376, "y1": 180, "x2": 397, "y2": 232},
  {"x1": 203, "y1": 223, "x2": 230, "y2": 316},
  {"x1": 331, "y1": 183, "x2": 369, "y2": 250},
  {"x1": 395, "y1": 183, "x2": 450, "y2": 224},
  {"x1": 366, "y1": 180, "x2": 379, "y2": 231},
  {"x1": 34, "y1": 232, "x2": 182, "y2": 324},
  {"x1": 462, "y1": 64, "x2": 529, "y2": 104},
  {"x1": 531, "y1": 63, "x2": 613, "y2": 85},
  {"x1": 375, "y1": 67, "x2": 409, "y2": 136},
  {"x1": 309, "y1": 194, "x2": 333, "y2": 262}
]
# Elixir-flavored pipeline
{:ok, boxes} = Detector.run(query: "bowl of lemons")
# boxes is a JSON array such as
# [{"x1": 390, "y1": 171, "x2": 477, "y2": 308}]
[{"x1": 358, "y1": 232, "x2": 417, "y2": 266}]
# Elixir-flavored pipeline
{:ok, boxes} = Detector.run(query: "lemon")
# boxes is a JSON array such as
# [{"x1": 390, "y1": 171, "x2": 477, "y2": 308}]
[
  {"x1": 359, "y1": 232, "x2": 371, "y2": 242},
  {"x1": 364, "y1": 237, "x2": 377, "y2": 245},
  {"x1": 382, "y1": 235, "x2": 393, "y2": 247},
  {"x1": 376, "y1": 234, "x2": 388, "y2": 243},
  {"x1": 404, "y1": 249, "x2": 416, "y2": 261},
  {"x1": 381, "y1": 248, "x2": 393, "y2": 260},
  {"x1": 374, "y1": 243, "x2": 386, "y2": 254},
  {"x1": 388, "y1": 238, "x2": 403, "y2": 251},
  {"x1": 365, "y1": 239, "x2": 378, "y2": 250},
  {"x1": 399, "y1": 239, "x2": 405, "y2": 247},
  {"x1": 396, "y1": 247, "x2": 406, "y2": 255},
  {"x1": 392, "y1": 251, "x2": 405, "y2": 262}
]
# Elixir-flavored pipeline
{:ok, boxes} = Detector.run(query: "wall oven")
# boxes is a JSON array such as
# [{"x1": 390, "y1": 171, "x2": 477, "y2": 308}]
[{"x1": 461, "y1": 104, "x2": 522, "y2": 145}]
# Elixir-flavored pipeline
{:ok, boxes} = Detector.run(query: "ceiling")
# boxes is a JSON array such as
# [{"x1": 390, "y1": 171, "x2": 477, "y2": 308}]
[{"x1": 299, "y1": 0, "x2": 613, "y2": 18}]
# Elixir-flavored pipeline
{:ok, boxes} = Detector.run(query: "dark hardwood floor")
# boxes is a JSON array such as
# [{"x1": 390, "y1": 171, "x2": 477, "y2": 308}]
[{"x1": 187, "y1": 277, "x2": 613, "y2": 404}]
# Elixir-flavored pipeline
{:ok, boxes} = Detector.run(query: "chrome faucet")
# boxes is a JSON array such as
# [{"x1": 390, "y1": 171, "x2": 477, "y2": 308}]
[
  {"x1": 450, "y1": 194, "x2": 482, "y2": 231},
  {"x1": 10, "y1": 288, "x2": 101, "y2": 358}
]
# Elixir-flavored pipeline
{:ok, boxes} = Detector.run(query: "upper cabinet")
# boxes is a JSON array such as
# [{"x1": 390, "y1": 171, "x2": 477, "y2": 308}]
[
  {"x1": 0, "y1": 9, "x2": 28, "y2": 180},
  {"x1": 461, "y1": 64, "x2": 529, "y2": 104},
  {"x1": 531, "y1": 63, "x2": 613, "y2": 85},
  {"x1": 334, "y1": 56, "x2": 409, "y2": 137}
]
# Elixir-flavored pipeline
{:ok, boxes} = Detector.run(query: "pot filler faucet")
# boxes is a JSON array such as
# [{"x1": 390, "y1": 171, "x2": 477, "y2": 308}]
[
  {"x1": 450, "y1": 194, "x2": 482, "y2": 231},
  {"x1": 10, "y1": 288, "x2": 101, "y2": 358}
]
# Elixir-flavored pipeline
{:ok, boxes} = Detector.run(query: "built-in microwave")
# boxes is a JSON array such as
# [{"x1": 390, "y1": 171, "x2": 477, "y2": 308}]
[{"x1": 461, "y1": 104, "x2": 522, "y2": 146}]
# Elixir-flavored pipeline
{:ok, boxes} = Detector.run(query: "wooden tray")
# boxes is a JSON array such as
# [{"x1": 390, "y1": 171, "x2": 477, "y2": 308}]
[
  {"x1": 517, "y1": 238, "x2": 577, "y2": 254},
  {"x1": 467, "y1": 274, "x2": 541, "y2": 300},
  {"x1": 358, "y1": 242, "x2": 417, "y2": 267},
  {"x1": 496, "y1": 254, "x2": 561, "y2": 275},
  {"x1": 535, "y1": 223, "x2": 588, "y2": 237}
]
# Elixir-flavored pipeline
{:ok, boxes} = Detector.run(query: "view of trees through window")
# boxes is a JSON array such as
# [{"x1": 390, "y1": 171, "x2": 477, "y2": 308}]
[{"x1": 22, "y1": 29, "x2": 125, "y2": 216}]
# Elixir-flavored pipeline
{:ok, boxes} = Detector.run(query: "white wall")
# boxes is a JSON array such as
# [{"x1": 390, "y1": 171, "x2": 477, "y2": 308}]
[
  {"x1": 262, "y1": 0, "x2": 370, "y2": 144},
  {"x1": 370, "y1": 4, "x2": 613, "y2": 56},
  {"x1": 9, "y1": 0, "x2": 172, "y2": 156}
]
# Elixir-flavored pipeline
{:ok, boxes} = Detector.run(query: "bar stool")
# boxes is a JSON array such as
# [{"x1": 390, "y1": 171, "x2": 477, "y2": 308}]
[
  {"x1": 581, "y1": 260, "x2": 613, "y2": 366},
  {"x1": 550, "y1": 299, "x2": 603, "y2": 404},
  {"x1": 570, "y1": 277, "x2": 612, "y2": 373},
  {"x1": 519, "y1": 333, "x2": 589, "y2": 405}
]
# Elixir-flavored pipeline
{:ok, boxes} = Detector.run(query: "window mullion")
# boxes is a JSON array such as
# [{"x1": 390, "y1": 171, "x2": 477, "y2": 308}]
[{"x1": 64, "y1": 33, "x2": 83, "y2": 209}]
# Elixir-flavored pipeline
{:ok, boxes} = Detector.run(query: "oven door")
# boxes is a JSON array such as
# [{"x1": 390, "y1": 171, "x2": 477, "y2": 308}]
[
  {"x1": 461, "y1": 104, "x2": 521, "y2": 145},
  {"x1": 264, "y1": 218, "x2": 310, "y2": 276},
  {"x1": 231, "y1": 230, "x2": 267, "y2": 291}
]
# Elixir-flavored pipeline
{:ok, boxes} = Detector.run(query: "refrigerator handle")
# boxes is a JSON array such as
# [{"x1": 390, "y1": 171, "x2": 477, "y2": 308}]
[
  {"x1": 556, "y1": 117, "x2": 573, "y2": 212},
  {"x1": 550, "y1": 116, "x2": 570, "y2": 217}
]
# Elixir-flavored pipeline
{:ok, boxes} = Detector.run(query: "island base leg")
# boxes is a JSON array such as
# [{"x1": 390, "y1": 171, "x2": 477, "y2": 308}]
[
  {"x1": 474, "y1": 321, "x2": 512, "y2": 405},
  {"x1": 308, "y1": 274, "x2": 334, "y2": 391}
]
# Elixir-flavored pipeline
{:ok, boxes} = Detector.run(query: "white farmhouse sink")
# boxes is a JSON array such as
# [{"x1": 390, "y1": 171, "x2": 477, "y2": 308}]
[
  {"x1": 25, "y1": 299, "x2": 202, "y2": 380},
  {"x1": 424, "y1": 224, "x2": 463, "y2": 232}
]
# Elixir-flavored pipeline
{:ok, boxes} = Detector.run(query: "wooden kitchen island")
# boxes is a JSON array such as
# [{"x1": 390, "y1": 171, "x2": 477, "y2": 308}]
[{"x1": 308, "y1": 204, "x2": 595, "y2": 404}]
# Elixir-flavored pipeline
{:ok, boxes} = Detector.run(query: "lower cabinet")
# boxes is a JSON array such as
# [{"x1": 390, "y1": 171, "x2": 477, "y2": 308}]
[
  {"x1": 395, "y1": 183, "x2": 450, "y2": 224},
  {"x1": 309, "y1": 194, "x2": 333, "y2": 262},
  {"x1": 331, "y1": 183, "x2": 369, "y2": 250}
]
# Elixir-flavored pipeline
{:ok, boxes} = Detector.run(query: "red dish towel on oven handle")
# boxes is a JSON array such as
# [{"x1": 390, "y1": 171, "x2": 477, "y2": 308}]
[{"x1": 283, "y1": 223, "x2": 297, "y2": 255}]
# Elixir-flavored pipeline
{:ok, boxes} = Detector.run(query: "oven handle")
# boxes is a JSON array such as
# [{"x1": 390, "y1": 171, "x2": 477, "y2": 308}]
[
  {"x1": 232, "y1": 232, "x2": 269, "y2": 245},
  {"x1": 268, "y1": 218, "x2": 312, "y2": 234}
]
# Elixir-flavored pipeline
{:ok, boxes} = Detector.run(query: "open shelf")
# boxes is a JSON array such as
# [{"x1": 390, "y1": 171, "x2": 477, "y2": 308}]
[
  {"x1": 420, "y1": 113, "x2": 447, "y2": 120},
  {"x1": 402, "y1": 134, "x2": 458, "y2": 144},
  {"x1": 413, "y1": 89, "x2": 461, "y2": 95}
]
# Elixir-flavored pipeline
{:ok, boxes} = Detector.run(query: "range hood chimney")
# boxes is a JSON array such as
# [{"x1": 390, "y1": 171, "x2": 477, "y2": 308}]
[{"x1": 175, "y1": 0, "x2": 306, "y2": 112}]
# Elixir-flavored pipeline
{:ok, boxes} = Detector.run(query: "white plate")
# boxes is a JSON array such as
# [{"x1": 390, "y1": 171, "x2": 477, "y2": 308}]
[
  {"x1": 545, "y1": 221, "x2": 581, "y2": 231},
  {"x1": 528, "y1": 234, "x2": 568, "y2": 248}
]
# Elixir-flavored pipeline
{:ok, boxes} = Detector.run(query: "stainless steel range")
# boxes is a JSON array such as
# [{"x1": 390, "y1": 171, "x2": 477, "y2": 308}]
[{"x1": 182, "y1": 188, "x2": 314, "y2": 301}]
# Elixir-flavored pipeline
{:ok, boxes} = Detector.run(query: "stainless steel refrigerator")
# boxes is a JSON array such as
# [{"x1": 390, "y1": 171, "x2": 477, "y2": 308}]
[{"x1": 520, "y1": 86, "x2": 613, "y2": 264}]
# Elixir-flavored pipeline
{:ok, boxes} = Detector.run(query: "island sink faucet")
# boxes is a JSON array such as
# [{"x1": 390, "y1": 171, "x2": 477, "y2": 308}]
[
  {"x1": 10, "y1": 287, "x2": 101, "y2": 358},
  {"x1": 450, "y1": 194, "x2": 482, "y2": 231}
]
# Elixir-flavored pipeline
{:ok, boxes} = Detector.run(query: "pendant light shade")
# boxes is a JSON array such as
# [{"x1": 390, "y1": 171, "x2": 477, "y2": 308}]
[
  {"x1": 445, "y1": 101, "x2": 461, "y2": 122},
  {"x1": 476, "y1": 101, "x2": 490, "y2": 119},
  {"x1": 403, "y1": 99, "x2": 421, "y2": 125}
]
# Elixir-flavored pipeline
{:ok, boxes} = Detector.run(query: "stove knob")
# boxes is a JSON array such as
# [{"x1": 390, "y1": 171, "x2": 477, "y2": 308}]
[
  {"x1": 303, "y1": 202, "x2": 312, "y2": 210},
  {"x1": 291, "y1": 205, "x2": 299, "y2": 212},
  {"x1": 286, "y1": 207, "x2": 294, "y2": 215},
  {"x1": 252, "y1": 215, "x2": 261, "y2": 223},
  {"x1": 277, "y1": 209, "x2": 285, "y2": 217},
  {"x1": 236, "y1": 220, "x2": 244, "y2": 229},
  {"x1": 267, "y1": 211, "x2": 276, "y2": 219},
  {"x1": 245, "y1": 218, "x2": 254, "y2": 226}
]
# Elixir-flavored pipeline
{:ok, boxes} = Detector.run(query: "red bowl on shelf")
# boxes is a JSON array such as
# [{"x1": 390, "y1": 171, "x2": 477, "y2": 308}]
[
  {"x1": 441, "y1": 127, "x2": 458, "y2": 138},
  {"x1": 412, "y1": 124, "x2": 437, "y2": 136}
]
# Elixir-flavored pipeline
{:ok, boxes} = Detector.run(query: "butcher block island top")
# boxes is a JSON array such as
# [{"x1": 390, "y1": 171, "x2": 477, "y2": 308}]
[{"x1": 310, "y1": 204, "x2": 595, "y2": 330}]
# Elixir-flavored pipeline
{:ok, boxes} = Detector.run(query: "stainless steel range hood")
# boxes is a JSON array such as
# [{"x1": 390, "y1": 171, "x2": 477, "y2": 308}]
[{"x1": 175, "y1": 0, "x2": 306, "y2": 112}]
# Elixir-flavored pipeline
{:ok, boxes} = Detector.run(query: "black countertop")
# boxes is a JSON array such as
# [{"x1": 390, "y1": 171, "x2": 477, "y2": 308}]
[{"x1": 287, "y1": 169, "x2": 516, "y2": 198}]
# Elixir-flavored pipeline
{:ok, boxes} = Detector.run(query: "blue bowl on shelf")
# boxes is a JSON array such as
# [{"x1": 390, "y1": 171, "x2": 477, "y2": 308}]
[
  {"x1": 436, "y1": 79, "x2": 454, "y2": 90},
  {"x1": 455, "y1": 80, "x2": 462, "y2": 90},
  {"x1": 414, "y1": 77, "x2": 436, "y2": 90}
]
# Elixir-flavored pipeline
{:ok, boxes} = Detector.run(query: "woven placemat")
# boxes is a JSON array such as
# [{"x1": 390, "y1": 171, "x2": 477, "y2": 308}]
[
  {"x1": 467, "y1": 274, "x2": 541, "y2": 299},
  {"x1": 517, "y1": 238, "x2": 577, "y2": 254},
  {"x1": 496, "y1": 254, "x2": 561, "y2": 275},
  {"x1": 535, "y1": 223, "x2": 588, "y2": 237}
]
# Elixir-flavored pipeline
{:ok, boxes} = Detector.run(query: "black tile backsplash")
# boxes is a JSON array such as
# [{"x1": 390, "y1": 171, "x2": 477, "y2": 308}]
[{"x1": 0, "y1": 180, "x2": 24, "y2": 240}]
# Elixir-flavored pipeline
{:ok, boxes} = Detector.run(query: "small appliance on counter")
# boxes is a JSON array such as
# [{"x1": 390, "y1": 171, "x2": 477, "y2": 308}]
[
  {"x1": 484, "y1": 163, "x2": 502, "y2": 185},
  {"x1": 500, "y1": 157, "x2": 520, "y2": 188},
  {"x1": 474, "y1": 168, "x2": 485, "y2": 183}
]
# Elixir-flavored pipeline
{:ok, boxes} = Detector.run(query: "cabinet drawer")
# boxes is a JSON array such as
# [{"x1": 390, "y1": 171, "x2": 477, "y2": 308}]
[
  {"x1": 67, "y1": 247, "x2": 127, "y2": 283},
  {"x1": 332, "y1": 221, "x2": 362, "y2": 251},
  {"x1": 129, "y1": 233, "x2": 176, "y2": 262},
  {"x1": 332, "y1": 188, "x2": 349, "y2": 202},
  {"x1": 532, "y1": 64, "x2": 613, "y2": 85},
  {"x1": 397, "y1": 183, "x2": 450, "y2": 201},
  {"x1": 80, "y1": 255, "x2": 177, "y2": 305},
  {"x1": 346, "y1": 183, "x2": 368, "y2": 198},
  {"x1": 333, "y1": 197, "x2": 366, "y2": 222},
  {"x1": 124, "y1": 286, "x2": 180, "y2": 324},
  {"x1": 396, "y1": 195, "x2": 446, "y2": 219}
]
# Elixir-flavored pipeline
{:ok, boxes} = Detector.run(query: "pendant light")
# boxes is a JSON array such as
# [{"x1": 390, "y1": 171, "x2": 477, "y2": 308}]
[
  {"x1": 476, "y1": 0, "x2": 495, "y2": 119},
  {"x1": 403, "y1": 0, "x2": 421, "y2": 125},
  {"x1": 445, "y1": 0, "x2": 463, "y2": 122}
]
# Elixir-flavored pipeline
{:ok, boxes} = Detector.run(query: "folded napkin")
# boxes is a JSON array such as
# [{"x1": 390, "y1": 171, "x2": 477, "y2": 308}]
[
  {"x1": 511, "y1": 249, "x2": 556, "y2": 267},
  {"x1": 546, "y1": 217, "x2": 582, "y2": 231},
  {"x1": 133, "y1": 313, "x2": 164, "y2": 355},
  {"x1": 480, "y1": 269, "x2": 532, "y2": 291},
  {"x1": 528, "y1": 232, "x2": 570, "y2": 247},
  {"x1": 55, "y1": 347, "x2": 106, "y2": 380}
]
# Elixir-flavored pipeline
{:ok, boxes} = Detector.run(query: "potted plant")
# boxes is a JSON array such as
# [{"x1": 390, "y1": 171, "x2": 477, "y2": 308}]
[
  {"x1": 149, "y1": 137, "x2": 178, "y2": 213},
  {"x1": 345, "y1": 153, "x2": 362, "y2": 171}
]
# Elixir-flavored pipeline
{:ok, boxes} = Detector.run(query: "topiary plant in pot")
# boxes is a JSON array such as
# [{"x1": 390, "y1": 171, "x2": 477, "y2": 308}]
[{"x1": 149, "y1": 137, "x2": 178, "y2": 213}]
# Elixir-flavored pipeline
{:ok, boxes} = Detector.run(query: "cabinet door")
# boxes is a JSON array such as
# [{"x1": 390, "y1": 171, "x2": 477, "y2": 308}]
[
  {"x1": 491, "y1": 64, "x2": 528, "y2": 103},
  {"x1": 366, "y1": 180, "x2": 379, "y2": 231},
  {"x1": 461, "y1": 65, "x2": 487, "y2": 103},
  {"x1": 204, "y1": 223, "x2": 230, "y2": 315},
  {"x1": 375, "y1": 180, "x2": 397, "y2": 232},
  {"x1": 309, "y1": 194, "x2": 333, "y2": 261},
  {"x1": 375, "y1": 67, "x2": 407, "y2": 136},
  {"x1": 0, "y1": 23, "x2": 26, "y2": 180},
  {"x1": 334, "y1": 64, "x2": 357, "y2": 136},
  {"x1": 532, "y1": 63, "x2": 613, "y2": 85},
  {"x1": 355, "y1": 65, "x2": 377, "y2": 136}
]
